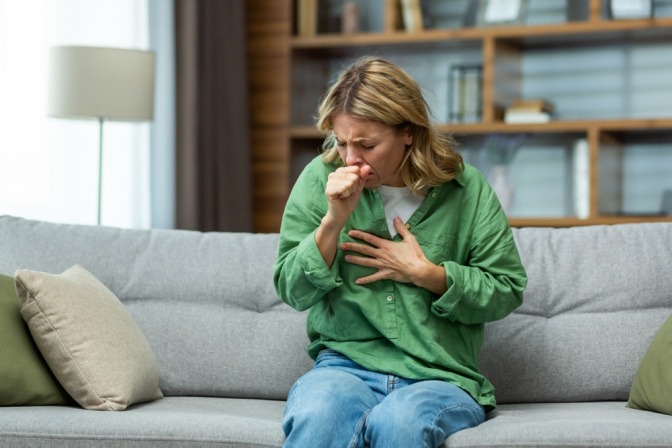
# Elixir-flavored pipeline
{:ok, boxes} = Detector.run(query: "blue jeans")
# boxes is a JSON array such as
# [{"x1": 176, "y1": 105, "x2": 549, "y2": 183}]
[{"x1": 282, "y1": 349, "x2": 485, "y2": 448}]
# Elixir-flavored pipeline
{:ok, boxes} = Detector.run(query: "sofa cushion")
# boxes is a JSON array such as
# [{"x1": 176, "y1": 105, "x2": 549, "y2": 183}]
[
  {"x1": 627, "y1": 313, "x2": 672, "y2": 415},
  {"x1": 0, "y1": 396, "x2": 286, "y2": 448},
  {"x1": 0, "y1": 399, "x2": 670, "y2": 448},
  {"x1": 0, "y1": 273, "x2": 72, "y2": 406},
  {"x1": 0, "y1": 216, "x2": 313, "y2": 401},
  {"x1": 15, "y1": 264, "x2": 163, "y2": 410},
  {"x1": 447, "y1": 402, "x2": 672, "y2": 448},
  {"x1": 480, "y1": 223, "x2": 672, "y2": 403}
]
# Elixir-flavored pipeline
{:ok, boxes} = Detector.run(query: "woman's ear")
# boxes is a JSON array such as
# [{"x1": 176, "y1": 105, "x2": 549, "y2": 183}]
[
  {"x1": 397, "y1": 122, "x2": 413, "y2": 147},
  {"x1": 405, "y1": 129, "x2": 413, "y2": 147}
]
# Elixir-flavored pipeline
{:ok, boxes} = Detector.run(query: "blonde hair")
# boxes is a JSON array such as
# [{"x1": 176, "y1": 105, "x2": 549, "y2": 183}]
[{"x1": 317, "y1": 56, "x2": 463, "y2": 195}]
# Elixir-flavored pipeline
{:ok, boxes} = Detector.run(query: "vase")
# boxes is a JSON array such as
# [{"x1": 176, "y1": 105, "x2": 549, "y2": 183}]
[
  {"x1": 487, "y1": 165, "x2": 515, "y2": 214},
  {"x1": 341, "y1": 2, "x2": 360, "y2": 34}
]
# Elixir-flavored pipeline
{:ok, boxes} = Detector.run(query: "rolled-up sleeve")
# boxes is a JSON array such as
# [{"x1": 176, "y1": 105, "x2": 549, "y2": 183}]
[
  {"x1": 273, "y1": 159, "x2": 342, "y2": 311},
  {"x1": 431, "y1": 174, "x2": 526, "y2": 324}
]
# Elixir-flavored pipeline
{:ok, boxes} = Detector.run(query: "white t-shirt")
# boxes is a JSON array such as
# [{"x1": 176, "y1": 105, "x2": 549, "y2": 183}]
[{"x1": 377, "y1": 185, "x2": 424, "y2": 237}]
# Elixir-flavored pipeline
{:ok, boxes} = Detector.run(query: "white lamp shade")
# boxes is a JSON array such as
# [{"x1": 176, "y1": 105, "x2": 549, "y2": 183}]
[{"x1": 48, "y1": 46, "x2": 155, "y2": 121}]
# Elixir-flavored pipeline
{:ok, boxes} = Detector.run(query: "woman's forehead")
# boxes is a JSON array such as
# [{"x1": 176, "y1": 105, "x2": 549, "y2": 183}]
[{"x1": 332, "y1": 114, "x2": 391, "y2": 138}]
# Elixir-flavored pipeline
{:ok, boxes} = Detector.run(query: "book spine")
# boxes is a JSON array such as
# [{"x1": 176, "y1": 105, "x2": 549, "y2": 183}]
[
  {"x1": 297, "y1": 0, "x2": 317, "y2": 36},
  {"x1": 504, "y1": 112, "x2": 551, "y2": 123},
  {"x1": 448, "y1": 65, "x2": 483, "y2": 123},
  {"x1": 400, "y1": 0, "x2": 424, "y2": 32}
]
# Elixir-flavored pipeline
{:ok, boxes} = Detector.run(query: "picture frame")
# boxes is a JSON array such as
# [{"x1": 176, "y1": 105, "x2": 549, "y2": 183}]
[
  {"x1": 609, "y1": 0, "x2": 653, "y2": 19},
  {"x1": 477, "y1": 0, "x2": 528, "y2": 27}
]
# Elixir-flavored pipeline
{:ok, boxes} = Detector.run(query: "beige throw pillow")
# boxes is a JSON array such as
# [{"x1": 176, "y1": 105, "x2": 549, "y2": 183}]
[{"x1": 15, "y1": 265, "x2": 163, "y2": 411}]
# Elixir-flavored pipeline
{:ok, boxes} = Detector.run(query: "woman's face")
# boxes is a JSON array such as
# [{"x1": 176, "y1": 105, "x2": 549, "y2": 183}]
[{"x1": 332, "y1": 113, "x2": 412, "y2": 188}]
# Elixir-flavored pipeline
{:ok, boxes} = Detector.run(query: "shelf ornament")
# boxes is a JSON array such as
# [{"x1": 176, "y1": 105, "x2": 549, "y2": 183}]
[
  {"x1": 609, "y1": 0, "x2": 653, "y2": 19},
  {"x1": 477, "y1": 0, "x2": 528, "y2": 26}
]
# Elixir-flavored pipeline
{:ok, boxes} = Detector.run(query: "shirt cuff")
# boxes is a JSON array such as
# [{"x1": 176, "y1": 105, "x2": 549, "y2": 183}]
[
  {"x1": 431, "y1": 261, "x2": 463, "y2": 321},
  {"x1": 297, "y1": 229, "x2": 342, "y2": 291}
]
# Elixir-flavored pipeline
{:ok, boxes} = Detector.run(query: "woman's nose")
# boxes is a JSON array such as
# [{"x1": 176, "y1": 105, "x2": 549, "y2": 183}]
[{"x1": 344, "y1": 145, "x2": 362, "y2": 166}]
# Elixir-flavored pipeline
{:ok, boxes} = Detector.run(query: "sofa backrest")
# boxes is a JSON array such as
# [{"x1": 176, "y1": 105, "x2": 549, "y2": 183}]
[
  {"x1": 479, "y1": 223, "x2": 672, "y2": 403},
  {"x1": 2, "y1": 216, "x2": 671, "y2": 404},
  {"x1": 0, "y1": 216, "x2": 312, "y2": 401}
]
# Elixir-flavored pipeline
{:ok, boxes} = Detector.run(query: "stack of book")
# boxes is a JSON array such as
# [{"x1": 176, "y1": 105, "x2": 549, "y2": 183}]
[{"x1": 504, "y1": 99, "x2": 554, "y2": 124}]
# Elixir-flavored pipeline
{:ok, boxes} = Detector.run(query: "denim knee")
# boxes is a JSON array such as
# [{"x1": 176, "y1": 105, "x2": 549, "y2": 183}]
[
  {"x1": 282, "y1": 367, "x2": 377, "y2": 448},
  {"x1": 364, "y1": 381, "x2": 485, "y2": 448}
]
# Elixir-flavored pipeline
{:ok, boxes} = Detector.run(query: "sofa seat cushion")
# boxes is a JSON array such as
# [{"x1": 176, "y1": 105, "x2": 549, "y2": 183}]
[
  {"x1": 2, "y1": 399, "x2": 670, "y2": 448},
  {"x1": 0, "y1": 396, "x2": 286, "y2": 448},
  {"x1": 447, "y1": 402, "x2": 672, "y2": 448}
]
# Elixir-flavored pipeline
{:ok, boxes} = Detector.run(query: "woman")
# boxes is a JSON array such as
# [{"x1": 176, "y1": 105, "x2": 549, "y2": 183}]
[{"x1": 274, "y1": 56, "x2": 527, "y2": 448}]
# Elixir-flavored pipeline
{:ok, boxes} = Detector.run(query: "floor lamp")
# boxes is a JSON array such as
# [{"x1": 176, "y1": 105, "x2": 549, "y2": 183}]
[{"x1": 48, "y1": 46, "x2": 155, "y2": 225}]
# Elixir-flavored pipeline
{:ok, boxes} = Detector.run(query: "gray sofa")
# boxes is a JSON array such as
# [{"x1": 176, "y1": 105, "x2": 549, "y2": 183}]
[{"x1": 0, "y1": 215, "x2": 671, "y2": 447}]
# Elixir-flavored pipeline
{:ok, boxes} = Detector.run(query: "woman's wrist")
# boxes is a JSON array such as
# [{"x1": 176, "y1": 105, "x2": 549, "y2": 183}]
[
  {"x1": 412, "y1": 261, "x2": 448, "y2": 296},
  {"x1": 315, "y1": 215, "x2": 345, "y2": 268}
]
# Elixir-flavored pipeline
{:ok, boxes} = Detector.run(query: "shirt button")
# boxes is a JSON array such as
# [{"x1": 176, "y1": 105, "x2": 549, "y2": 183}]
[
  {"x1": 405, "y1": 223, "x2": 411, "y2": 229},
  {"x1": 386, "y1": 295, "x2": 393, "y2": 302},
  {"x1": 431, "y1": 192, "x2": 437, "y2": 198}
]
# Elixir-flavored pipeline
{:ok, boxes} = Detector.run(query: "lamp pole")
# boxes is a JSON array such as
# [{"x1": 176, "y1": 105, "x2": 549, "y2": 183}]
[{"x1": 97, "y1": 116, "x2": 104, "y2": 225}]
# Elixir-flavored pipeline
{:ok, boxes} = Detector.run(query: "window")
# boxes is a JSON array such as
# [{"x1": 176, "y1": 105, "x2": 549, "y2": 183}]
[{"x1": 0, "y1": 0, "x2": 151, "y2": 228}]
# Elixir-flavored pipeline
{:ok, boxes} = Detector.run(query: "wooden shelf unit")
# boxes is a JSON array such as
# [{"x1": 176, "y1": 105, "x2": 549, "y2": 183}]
[{"x1": 247, "y1": 0, "x2": 672, "y2": 231}]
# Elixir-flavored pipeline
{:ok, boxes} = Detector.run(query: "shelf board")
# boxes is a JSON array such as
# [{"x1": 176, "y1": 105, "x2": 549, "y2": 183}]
[
  {"x1": 445, "y1": 118, "x2": 672, "y2": 134},
  {"x1": 291, "y1": 29, "x2": 483, "y2": 49},
  {"x1": 291, "y1": 18, "x2": 672, "y2": 50},
  {"x1": 443, "y1": 121, "x2": 594, "y2": 134},
  {"x1": 510, "y1": 215, "x2": 672, "y2": 228},
  {"x1": 290, "y1": 118, "x2": 672, "y2": 139},
  {"x1": 486, "y1": 17, "x2": 672, "y2": 41}
]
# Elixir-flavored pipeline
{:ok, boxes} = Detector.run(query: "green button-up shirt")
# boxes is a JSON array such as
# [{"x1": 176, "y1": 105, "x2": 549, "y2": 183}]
[{"x1": 274, "y1": 156, "x2": 527, "y2": 410}]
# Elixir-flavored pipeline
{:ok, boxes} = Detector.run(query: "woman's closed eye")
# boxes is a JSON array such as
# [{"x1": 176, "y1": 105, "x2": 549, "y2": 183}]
[{"x1": 336, "y1": 140, "x2": 375, "y2": 150}]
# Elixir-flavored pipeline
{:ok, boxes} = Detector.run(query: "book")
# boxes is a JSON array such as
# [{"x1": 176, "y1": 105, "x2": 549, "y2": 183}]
[
  {"x1": 448, "y1": 64, "x2": 483, "y2": 123},
  {"x1": 400, "y1": 0, "x2": 424, "y2": 32},
  {"x1": 508, "y1": 99, "x2": 555, "y2": 113},
  {"x1": 386, "y1": 0, "x2": 400, "y2": 30},
  {"x1": 598, "y1": 139, "x2": 623, "y2": 215},
  {"x1": 297, "y1": 0, "x2": 317, "y2": 36},
  {"x1": 504, "y1": 111, "x2": 551, "y2": 123},
  {"x1": 504, "y1": 98, "x2": 554, "y2": 123}
]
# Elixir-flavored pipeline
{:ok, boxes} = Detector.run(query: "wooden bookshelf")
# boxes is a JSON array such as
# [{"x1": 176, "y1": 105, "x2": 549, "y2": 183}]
[{"x1": 246, "y1": 0, "x2": 672, "y2": 231}]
